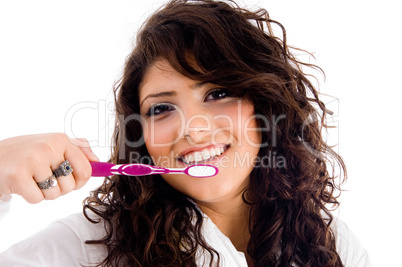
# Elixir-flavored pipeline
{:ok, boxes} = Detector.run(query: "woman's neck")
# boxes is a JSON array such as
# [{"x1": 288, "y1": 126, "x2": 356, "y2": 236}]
[{"x1": 195, "y1": 193, "x2": 251, "y2": 254}]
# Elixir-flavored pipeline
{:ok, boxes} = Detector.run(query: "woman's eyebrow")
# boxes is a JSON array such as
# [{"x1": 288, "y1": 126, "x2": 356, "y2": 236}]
[
  {"x1": 140, "y1": 91, "x2": 177, "y2": 107},
  {"x1": 193, "y1": 81, "x2": 208, "y2": 89},
  {"x1": 140, "y1": 82, "x2": 208, "y2": 107}
]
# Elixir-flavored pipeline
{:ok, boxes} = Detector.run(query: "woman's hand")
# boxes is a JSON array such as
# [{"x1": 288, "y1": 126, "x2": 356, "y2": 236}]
[{"x1": 0, "y1": 133, "x2": 99, "y2": 203}]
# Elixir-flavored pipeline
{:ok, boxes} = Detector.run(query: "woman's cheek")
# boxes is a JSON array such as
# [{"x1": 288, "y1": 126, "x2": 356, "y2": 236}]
[{"x1": 144, "y1": 117, "x2": 179, "y2": 159}]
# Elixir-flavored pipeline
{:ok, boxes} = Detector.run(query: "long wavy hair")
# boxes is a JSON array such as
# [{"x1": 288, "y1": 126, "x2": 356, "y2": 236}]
[{"x1": 84, "y1": 0, "x2": 346, "y2": 266}]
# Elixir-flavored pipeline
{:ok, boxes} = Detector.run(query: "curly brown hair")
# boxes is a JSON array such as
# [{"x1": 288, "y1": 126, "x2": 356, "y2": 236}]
[{"x1": 84, "y1": 0, "x2": 346, "y2": 266}]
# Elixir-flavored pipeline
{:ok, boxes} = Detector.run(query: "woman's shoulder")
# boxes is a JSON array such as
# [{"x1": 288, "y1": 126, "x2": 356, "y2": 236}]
[
  {"x1": 331, "y1": 217, "x2": 373, "y2": 267},
  {"x1": 56, "y1": 210, "x2": 106, "y2": 241},
  {"x1": 53, "y1": 210, "x2": 108, "y2": 264},
  {"x1": 0, "y1": 210, "x2": 107, "y2": 266}
]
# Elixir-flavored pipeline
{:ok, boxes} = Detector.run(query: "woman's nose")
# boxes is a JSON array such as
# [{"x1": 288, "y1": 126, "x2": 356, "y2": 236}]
[{"x1": 182, "y1": 108, "x2": 213, "y2": 144}]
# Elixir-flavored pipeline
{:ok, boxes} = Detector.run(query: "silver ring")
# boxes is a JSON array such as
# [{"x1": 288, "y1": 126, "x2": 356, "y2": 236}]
[
  {"x1": 53, "y1": 160, "x2": 73, "y2": 178},
  {"x1": 37, "y1": 174, "x2": 57, "y2": 189}
]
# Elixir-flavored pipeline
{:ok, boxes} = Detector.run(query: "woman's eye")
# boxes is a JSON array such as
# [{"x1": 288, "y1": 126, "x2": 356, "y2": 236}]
[
  {"x1": 146, "y1": 104, "x2": 174, "y2": 116},
  {"x1": 205, "y1": 88, "x2": 229, "y2": 101}
]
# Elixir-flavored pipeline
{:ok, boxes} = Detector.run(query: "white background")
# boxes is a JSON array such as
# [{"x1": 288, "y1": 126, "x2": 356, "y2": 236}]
[{"x1": 0, "y1": 0, "x2": 401, "y2": 265}]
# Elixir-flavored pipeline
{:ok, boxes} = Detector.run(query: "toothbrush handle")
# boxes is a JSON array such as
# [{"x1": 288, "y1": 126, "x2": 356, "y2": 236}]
[
  {"x1": 90, "y1": 162, "x2": 116, "y2": 176},
  {"x1": 90, "y1": 162, "x2": 168, "y2": 177},
  {"x1": 121, "y1": 163, "x2": 158, "y2": 176}
]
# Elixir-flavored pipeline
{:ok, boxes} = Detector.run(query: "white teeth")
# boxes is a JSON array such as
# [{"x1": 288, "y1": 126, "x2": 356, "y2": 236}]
[
  {"x1": 202, "y1": 150, "x2": 210, "y2": 160},
  {"x1": 182, "y1": 146, "x2": 226, "y2": 164},
  {"x1": 210, "y1": 149, "x2": 216, "y2": 157},
  {"x1": 193, "y1": 152, "x2": 203, "y2": 162},
  {"x1": 186, "y1": 154, "x2": 193, "y2": 163}
]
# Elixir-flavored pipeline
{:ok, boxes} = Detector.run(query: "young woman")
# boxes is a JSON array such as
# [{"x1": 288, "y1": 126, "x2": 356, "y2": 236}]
[{"x1": 0, "y1": 0, "x2": 371, "y2": 266}]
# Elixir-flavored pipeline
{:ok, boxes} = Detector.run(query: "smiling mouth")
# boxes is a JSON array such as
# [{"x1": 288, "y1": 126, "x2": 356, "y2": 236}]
[{"x1": 178, "y1": 145, "x2": 229, "y2": 165}]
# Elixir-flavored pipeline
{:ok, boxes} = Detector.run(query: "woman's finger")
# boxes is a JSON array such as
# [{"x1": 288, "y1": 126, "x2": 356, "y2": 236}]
[
  {"x1": 9, "y1": 171, "x2": 46, "y2": 204},
  {"x1": 32, "y1": 159, "x2": 62, "y2": 200},
  {"x1": 0, "y1": 133, "x2": 98, "y2": 203},
  {"x1": 63, "y1": 141, "x2": 93, "y2": 191},
  {"x1": 20, "y1": 178, "x2": 46, "y2": 204}
]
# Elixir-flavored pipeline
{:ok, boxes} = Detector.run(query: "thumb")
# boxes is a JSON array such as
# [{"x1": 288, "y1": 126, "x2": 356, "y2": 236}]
[{"x1": 68, "y1": 138, "x2": 100, "y2": 162}]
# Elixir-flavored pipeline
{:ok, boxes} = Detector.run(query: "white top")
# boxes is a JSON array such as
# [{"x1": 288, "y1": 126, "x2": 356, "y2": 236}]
[{"x1": 0, "y1": 195, "x2": 372, "y2": 266}]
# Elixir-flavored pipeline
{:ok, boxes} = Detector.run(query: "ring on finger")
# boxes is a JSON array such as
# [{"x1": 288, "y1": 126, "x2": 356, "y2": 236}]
[
  {"x1": 37, "y1": 174, "x2": 57, "y2": 190},
  {"x1": 53, "y1": 160, "x2": 73, "y2": 178},
  {"x1": 36, "y1": 160, "x2": 73, "y2": 190}
]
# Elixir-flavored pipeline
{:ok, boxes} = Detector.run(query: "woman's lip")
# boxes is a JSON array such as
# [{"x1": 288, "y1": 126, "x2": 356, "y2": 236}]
[{"x1": 178, "y1": 143, "x2": 228, "y2": 158}]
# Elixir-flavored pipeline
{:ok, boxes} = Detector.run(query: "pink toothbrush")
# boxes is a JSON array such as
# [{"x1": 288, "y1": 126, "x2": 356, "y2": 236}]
[{"x1": 90, "y1": 162, "x2": 219, "y2": 178}]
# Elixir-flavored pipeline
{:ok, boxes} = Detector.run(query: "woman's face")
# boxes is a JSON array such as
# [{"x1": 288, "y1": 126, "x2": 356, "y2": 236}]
[{"x1": 139, "y1": 60, "x2": 261, "y2": 204}]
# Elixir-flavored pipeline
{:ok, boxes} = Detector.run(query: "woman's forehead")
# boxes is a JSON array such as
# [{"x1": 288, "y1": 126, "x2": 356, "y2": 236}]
[{"x1": 139, "y1": 59, "x2": 205, "y2": 96}]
